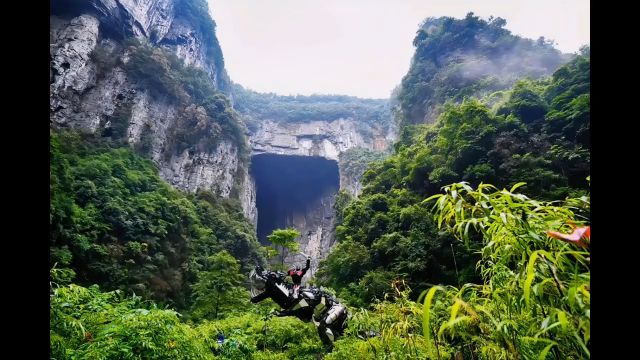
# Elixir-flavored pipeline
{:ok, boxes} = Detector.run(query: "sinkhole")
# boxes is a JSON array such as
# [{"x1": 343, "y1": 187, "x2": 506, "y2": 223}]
[{"x1": 251, "y1": 154, "x2": 340, "y2": 244}]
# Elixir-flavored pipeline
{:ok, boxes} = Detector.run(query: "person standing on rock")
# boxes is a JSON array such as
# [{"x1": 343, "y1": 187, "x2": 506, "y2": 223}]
[{"x1": 287, "y1": 256, "x2": 311, "y2": 299}]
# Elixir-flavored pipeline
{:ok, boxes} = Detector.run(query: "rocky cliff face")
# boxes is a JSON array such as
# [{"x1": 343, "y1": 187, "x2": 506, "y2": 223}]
[
  {"x1": 51, "y1": 0, "x2": 227, "y2": 87},
  {"x1": 248, "y1": 119, "x2": 394, "y2": 272},
  {"x1": 251, "y1": 119, "x2": 394, "y2": 198},
  {"x1": 50, "y1": 0, "x2": 394, "y2": 267},
  {"x1": 250, "y1": 118, "x2": 386, "y2": 161},
  {"x1": 284, "y1": 189, "x2": 337, "y2": 279},
  {"x1": 50, "y1": 0, "x2": 254, "y2": 219}
]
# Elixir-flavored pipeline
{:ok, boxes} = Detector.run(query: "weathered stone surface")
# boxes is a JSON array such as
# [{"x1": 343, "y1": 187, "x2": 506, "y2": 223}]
[
  {"x1": 50, "y1": 1, "x2": 395, "y2": 265},
  {"x1": 50, "y1": 14, "x2": 100, "y2": 127},
  {"x1": 250, "y1": 119, "x2": 387, "y2": 161},
  {"x1": 239, "y1": 167, "x2": 258, "y2": 225},
  {"x1": 159, "y1": 18, "x2": 223, "y2": 87},
  {"x1": 50, "y1": 6, "x2": 250, "y2": 219},
  {"x1": 281, "y1": 188, "x2": 337, "y2": 279},
  {"x1": 249, "y1": 119, "x2": 394, "y2": 272},
  {"x1": 116, "y1": 0, "x2": 174, "y2": 40}
]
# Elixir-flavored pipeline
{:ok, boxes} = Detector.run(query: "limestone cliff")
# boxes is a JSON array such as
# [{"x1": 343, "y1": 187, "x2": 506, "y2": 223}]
[
  {"x1": 284, "y1": 188, "x2": 337, "y2": 280},
  {"x1": 247, "y1": 118, "x2": 394, "y2": 274},
  {"x1": 250, "y1": 119, "x2": 389, "y2": 161},
  {"x1": 50, "y1": 0, "x2": 253, "y2": 220},
  {"x1": 50, "y1": 0, "x2": 395, "y2": 267}
]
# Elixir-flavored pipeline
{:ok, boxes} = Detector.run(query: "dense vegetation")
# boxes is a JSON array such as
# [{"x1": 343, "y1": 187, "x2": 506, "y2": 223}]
[
  {"x1": 90, "y1": 37, "x2": 247, "y2": 159},
  {"x1": 125, "y1": 39, "x2": 248, "y2": 158},
  {"x1": 51, "y1": 183, "x2": 589, "y2": 359},
  {"x1": 318, "y1": 49, "x2": 589, "y2": 310},
  {"x1": 50, "y1": 130, "x2": 263, "y2": 309},
  {"x1": 397, "y1": 13, "x2": 568, "y2": 126},
  {"x1": 51, "y1": 6, "x2": 590, "y2": 358},
  {"x1": 231, "y1": 83, "x2": 392, "y2": 135},
  {"x1": 51, "y1": 278, "x2": 327, "y2": 359},
  {"x1": 420, "y1": 182, "x2": 590, "y2": 358},
  {"x1": 172, "y1": 0, "x2": 230, "y2": 91}
]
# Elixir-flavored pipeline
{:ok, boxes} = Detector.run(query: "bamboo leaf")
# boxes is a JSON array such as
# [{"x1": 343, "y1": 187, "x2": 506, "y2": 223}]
[
  {"x1": 535, "y1": 321, "x2": 562, "y2": 337},
  {"x1": 574, "y1": 331, "x2": 590, "y2": 357},
  {"x1": 557, "y1": 311, "x2": 568, "y2": 331},
  {"x1": 450, "y1": 299, "x2": 462, "y2": 321},
  {"x1": 464, "y1": 221, "x2": 472, "y2": 239},
  {"x1": 422, "y1": 286, "x2": 444, "y2": 352},
  {"x1": 524, "y1": 251, "x2": 541, "y2": 308},
  {"x1": 423, "y1": 193, "x2": 441, "y2": 204},
  {"x1": 509, "y1": 182, "x2": 527, "y2": 193},
  {"x1": 538, "y1": 343, "x2": 556, "y2": 360},
  {"x1": 437, "y1": 316, "x2": 471, "y2": 338}
]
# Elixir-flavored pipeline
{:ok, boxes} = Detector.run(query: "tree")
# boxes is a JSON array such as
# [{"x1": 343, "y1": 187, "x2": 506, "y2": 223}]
[
  {"x1": 50, "y1": 130, "x2": 264, "y2": 309},
  {"x1": 190, "y1": 250, "x2": 247, "y2": 321},
  {"x1": 267, "y1": 228, "x2": 300, "y2": 266}
]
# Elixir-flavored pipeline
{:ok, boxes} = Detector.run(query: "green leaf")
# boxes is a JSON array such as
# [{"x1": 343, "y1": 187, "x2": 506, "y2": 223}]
[
  {"x1": 538, "y1": 343, "x2": 556, "y2": 360},
  {"x1": 574, "y1": 331, "x2": 591, "y2": 357},
  {"x1": 557, "y1": 310, "x2": 568, "y2": 331},
  {"x1": 510, "y1": 182, "x2": 527, "y2": 193},
  {"x1": 524, "y1": 251, "x2": 541, "y2": 307},
  {"x1": 422, "y1": 286, "x2": 444, "y2": 352}
]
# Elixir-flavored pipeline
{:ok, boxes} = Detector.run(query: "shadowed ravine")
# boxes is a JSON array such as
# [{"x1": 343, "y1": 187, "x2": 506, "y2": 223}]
[{"x1": 251, "y1": 154, "x2": 339, "y2": 272}]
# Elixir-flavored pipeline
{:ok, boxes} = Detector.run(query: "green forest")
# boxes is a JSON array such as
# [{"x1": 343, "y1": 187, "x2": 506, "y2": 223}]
[
  {"x1": 231, "y1": 83, "x2": 393, "y2": 136},
  {"x1": 50, "y1": 4, "x2": 590, "y2": 359}
]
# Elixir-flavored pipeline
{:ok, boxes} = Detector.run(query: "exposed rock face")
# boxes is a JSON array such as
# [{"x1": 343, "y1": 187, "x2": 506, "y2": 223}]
[
  {"x1": 50, "y1": 15, "x2": 101, "y2": 126},
  {"x1": 339, "y1": 167, "x2": 363, "y2": 197},
  {"x1": 284, "y1": 188, "x2": 337, "y2": 279},
  {"x1": 52, "y1": 0, "x2": 228, "y2": 90},
  {"x1": 159, "y1": 18, "x2": 227, "y2": 90},
  {"x1": 50, "y1": 15, "x2": 100, "y2": 91},
  {"x1": 81, "y1": 0, "x2": 174, "y2": 40},
  {"x1": 250, "y1": 119, "x2": 388, "y2": 161},
  {"x1": 249, "y1": 120, "x2": 394, "y2": 272},
  {"x1": 50, "y1": 1, "x2": 253, "y2": 220},
  {"x1": 50, "y1": 0, "x2": 394, "y2": 266},
  {"x1": 250, "y1": 119, "x2": 393, "y2": 198},
  {"x1": 116, "y1": 0, "x2": 175, "y2": 39},
  {"x1": 239, "y1": 167, "x2": 258, "y2": 225},
  {"x1": 159, "y1": 140, "x2": 239, "y2": 196}
]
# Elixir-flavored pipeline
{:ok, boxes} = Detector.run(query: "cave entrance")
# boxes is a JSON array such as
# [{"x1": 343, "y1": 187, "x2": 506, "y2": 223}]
[{"x1": 251, "y1": 154, "x2": 340, "y2": 244}]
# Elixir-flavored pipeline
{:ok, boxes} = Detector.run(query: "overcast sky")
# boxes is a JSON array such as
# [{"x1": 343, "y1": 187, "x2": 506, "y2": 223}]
[{"x1": 208, "y1": 0, "x2": 589, "y2": 99}]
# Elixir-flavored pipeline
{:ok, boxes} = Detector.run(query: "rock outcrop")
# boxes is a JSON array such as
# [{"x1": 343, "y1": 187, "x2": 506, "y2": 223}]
[
  {"x1": 50, "y1": 1, "x2": 253, "y2": 220},
  {"x1": 284, "y1": 188, "x2": 337, "y2": 279},
  {"x1": 248, "y1": 119, "x2": 394, "y2": 271},
  {"x1": 50, "y1": 0, "x2": 394, "y2": 266},
  {"x1": 250, "y1": 119, "x2": 388, "y2": 161}
]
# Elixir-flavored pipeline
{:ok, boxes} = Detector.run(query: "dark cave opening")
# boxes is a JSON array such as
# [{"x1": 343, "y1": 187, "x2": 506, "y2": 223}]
[{"x1": 251, "y1": 154, "x2": 340, "y2": 244}]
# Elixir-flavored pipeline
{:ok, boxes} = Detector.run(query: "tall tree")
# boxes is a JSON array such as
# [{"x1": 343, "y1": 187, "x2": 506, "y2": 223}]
[
  {"x1": 190, "y1": 250, "x2": 247, "y2": 320},
  {"x1": 267, "y1": 228, "x2": 301, "y2": 266}
]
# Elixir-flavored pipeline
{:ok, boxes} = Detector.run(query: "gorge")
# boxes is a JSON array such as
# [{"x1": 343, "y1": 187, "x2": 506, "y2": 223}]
[
  {"x1": 50, "y1": 0, "x2": 394, "y2": 271},
  {"x1": 50, "y1": 1, "x2": 590, "y2": 358}
]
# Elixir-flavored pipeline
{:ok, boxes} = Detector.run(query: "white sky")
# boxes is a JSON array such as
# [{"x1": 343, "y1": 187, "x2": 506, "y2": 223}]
[{"x1": 208, "y1": 0, "x2": 589, "y2": 99}]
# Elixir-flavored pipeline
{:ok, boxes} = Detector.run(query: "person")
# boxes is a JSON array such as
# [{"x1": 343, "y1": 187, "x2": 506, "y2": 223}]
[
  {"x1": 211, "y1": 332, "x2": 225, "y2": 355},
  {"x1": 287, "y1": 256, "x2": 311, "y2": 298}
]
